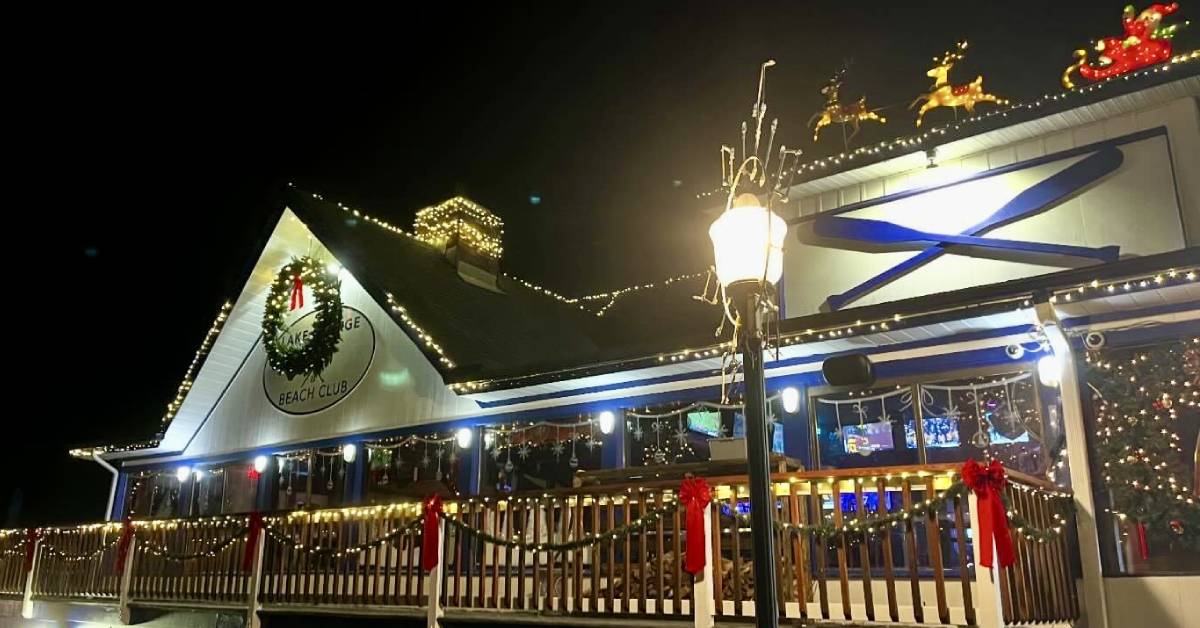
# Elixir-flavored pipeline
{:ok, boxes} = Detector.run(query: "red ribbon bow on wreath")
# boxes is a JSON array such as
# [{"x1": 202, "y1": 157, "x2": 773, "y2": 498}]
[
  {"x1": 962, "y1": 459, "x2": 1015, "y2": 569},
  {"x1": 679, "y1": 476, "x2": 712, "y2": 575},
  {"x1": 289, "y1": 273, "x2": 304, "y2": 311},
  {"x1": 421, "y1": 494, "x2": 443, "y2": 572},
  {"x1": 23, "y1": 529, "x2": 41, "y2": 573},
  {"x1": 114, "y1": 519, "x2": 134, "y2": 574},
  {"x1": 242, "y1": 512, "x2": 264, "y2": 571}
]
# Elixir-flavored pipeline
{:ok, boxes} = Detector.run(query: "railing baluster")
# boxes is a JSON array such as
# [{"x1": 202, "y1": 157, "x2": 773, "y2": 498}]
[
  {"x1": 788, "y1": 480, "x2": 807, "y2": 620},
  {"x1": 901, "y1": 477, "x2": 923, "y2": 623},
  {"x1": 727, "y1": 488, "x2": 741, "y2": 616},
  {"x1": 855, "y1": 479, "x2": 875, "y2": 621},
  {"x1": 711, "y1": 491, "x2": 723, "y2": 617},
  {"x1": 952, "y1": 491, "x2": 975, "y2": 626},
  {"x1": 831, "y1": 479, "x2": 851, "y2": 620},
  {"x1": 671, "y1": 492, "x2": 682, "y2": 615},
  {"x1": 877, "y1": 478, "x2": 898, "y2": 622},
  {"x1": 924, "y1": 481, "x2": 948, "y2": 624},
  {"x1": 809, "y1": 485, "x2": 829, "y2": 620},
  {"x1": 592, "y1": 496, "x2": 601, "y2": 614},
  {"x1": 654, "y1": 491, "x2": 664, "y2": 615}
]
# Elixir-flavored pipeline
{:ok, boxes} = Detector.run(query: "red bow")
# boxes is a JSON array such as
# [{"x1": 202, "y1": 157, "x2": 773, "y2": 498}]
[
  {"x1": 23, "y1": 529, "x2": 40, "y2": 573},
  {"x1": 289, "y1": 274, "x2": 304, "y2": 311},
  {"x1": 243, "y1": 512, "x2": 264, "y2": 571},
  {"x1": 114, "y1": 519, "x2": 134, "y2": 574},
  {"x1": 962, "y1": 459, "x2": 1015, "y2": 569},
  {"x1": 421, "y1": 494, "x2": 443, "y2": 572},
  {"x1": 679, "y1": 477, "x2": 712, "y2": 575}
]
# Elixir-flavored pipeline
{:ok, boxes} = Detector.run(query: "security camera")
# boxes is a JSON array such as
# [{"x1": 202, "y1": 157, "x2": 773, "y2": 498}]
[
  {"x1": 1005, "y1": 344, "x2": 1026, "y2": 360},
  {"x1": 1084, "y1": 332, "x2": 1106, "y2": 350}
]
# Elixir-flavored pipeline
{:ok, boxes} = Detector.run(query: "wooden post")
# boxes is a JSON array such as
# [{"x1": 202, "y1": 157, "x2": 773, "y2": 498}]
[
  {"x1": 246, "y1": 526, "x2": 267, "y2": 628},
  {"x1": 427, "y1": 518, "x2": 446, "y2": 628},
  {"x1": 20, "y1": 534, "x2": 42, "y2": 620},
  {"x1": 967, "y1": 492, "x2": 1004, "y2": 628},
  {"x1": 692, "y1": 502, "x2": 715, "y2": 628},
  {"x1": 118, "y1": 536, "x2": 137, "y2": 625}
]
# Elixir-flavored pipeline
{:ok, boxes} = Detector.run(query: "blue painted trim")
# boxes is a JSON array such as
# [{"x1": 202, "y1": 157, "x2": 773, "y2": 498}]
[
  {"x1": 821, "y1": 146, "x2": 1125, "y2": 311},
  {"x1": 781, "y1": 384, "x2": 809, "y2": 466},
  {"x1": 347, "y1": 441, "x2": 366, "y2": 504},
  {"x1": 786, "y1": 126, "x2": 1166, "y2": 226},
  {"x1": 480, "y1": 322, "x2": 1033, "y2": 409},
  {"x1": 601, "y1": 418, "x2": 627, "y2": 469},
  {"x1": 110, "y1": 473, "x2": 129, "y2": 521},
  {"x1": 1061, "y1": 299, "x2": 1199, "y2": 329}
]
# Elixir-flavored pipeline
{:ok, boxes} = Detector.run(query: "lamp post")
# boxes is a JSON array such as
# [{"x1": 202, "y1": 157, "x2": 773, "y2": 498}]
[{"x1": 709, "y1": 192, "x2": 786, "y2": 628}]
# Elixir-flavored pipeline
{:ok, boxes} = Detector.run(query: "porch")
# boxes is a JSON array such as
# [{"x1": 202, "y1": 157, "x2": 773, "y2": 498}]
[{"x1": 2, "y1": 464, "x2": 1077, "y2": 627}]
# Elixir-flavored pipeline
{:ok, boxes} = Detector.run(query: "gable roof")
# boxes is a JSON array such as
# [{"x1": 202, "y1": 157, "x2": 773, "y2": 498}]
[{"x1": 285, "y1": 189, "x2": 722, "y2": 382}]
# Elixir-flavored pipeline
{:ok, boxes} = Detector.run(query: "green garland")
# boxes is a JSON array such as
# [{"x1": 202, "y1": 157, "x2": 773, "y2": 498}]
[
  {"x1": 439, "y1": 501, "x2": 680, "y2": 553},
  {"x1": 135, "y1": 527, "x2": 248, "y2": 562},
  {"x1": 262, "y1": 516, "x2": 423, "y2": 556},
  {"x1": 262, "y1": 256, "x2": 343, "y2": 380},
  {"x1": 40, "y1": 538, "x2": 120, "y2": 562}
]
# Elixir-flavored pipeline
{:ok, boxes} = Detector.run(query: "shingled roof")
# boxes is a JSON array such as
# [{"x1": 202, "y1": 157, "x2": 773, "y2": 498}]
[{"x1": 286, "y1": 189, "x2": 722, "y2": 382}]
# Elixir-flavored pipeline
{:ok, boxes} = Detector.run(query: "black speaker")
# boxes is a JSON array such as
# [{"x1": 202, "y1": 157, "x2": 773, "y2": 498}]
[{"x1": 822, "y1": 354, "x2": 875, "y2": 387}]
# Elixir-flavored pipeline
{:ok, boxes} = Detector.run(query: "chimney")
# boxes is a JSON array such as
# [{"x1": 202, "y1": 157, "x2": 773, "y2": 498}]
[{"x1": 414, "y1": 197, "x2": 504, "y2": 292}]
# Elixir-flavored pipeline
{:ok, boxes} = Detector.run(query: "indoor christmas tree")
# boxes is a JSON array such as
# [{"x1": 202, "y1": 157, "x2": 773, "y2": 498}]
[{"x1": 1086, "y1": 336, "x2": 1200, "y2": 560}]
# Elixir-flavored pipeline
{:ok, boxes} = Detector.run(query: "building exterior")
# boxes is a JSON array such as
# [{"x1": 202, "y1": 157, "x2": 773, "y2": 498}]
[{"x1": 15, "y1": 56, "x2": 1199, "y2": 628}]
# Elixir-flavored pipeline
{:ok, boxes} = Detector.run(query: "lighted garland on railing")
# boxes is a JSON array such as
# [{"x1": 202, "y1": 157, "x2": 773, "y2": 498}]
[
  {"x1": 135, "y1": 527, "x2": 248, "y2": 562},
  {"x1": 39, "y1": 538, "x2": 120, "y2": 562},
  {"x1": 261, "y1": 516, "x2": 423, "y2": 557},
  {"x1": 439, "y1": 500, "x2": 680, "y2": 553},
  {"x1": 731, "y1": 480, "x2": 1070, "y2": 546}
]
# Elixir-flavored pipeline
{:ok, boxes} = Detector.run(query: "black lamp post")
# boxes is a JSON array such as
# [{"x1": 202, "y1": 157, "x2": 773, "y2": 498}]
[{"x1": 709, "y1": 192, "x2": 787, "y2": 628}]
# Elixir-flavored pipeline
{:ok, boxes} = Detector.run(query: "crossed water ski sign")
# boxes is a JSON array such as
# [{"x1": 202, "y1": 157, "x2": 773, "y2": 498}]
[{"x1": 804, "y1": 147, "x2": 1124, "y2": 311}]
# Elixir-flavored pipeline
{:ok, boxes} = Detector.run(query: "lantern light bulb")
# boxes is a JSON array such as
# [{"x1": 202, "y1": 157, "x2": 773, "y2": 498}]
[
  {"x1": 455, "y1": 427, "x2": 473, "y2": 449},
  {"x1": 598, "y1": 410, "x2": 616, "y2": 435},
  {"x1": 342, "y1": 443, "x2": 357, "y2": 463},
  {"x1": 781, "y1": 387, "x2": 801, "y2": 414},
  {"x1": 253, "y1": 455, "x2": 269, "y2": 474}
]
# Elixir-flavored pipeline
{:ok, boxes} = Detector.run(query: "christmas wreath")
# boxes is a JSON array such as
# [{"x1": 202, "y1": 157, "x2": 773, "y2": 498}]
[{"x1": 262, "y1": 256, "x2": 343, "y2": 380}]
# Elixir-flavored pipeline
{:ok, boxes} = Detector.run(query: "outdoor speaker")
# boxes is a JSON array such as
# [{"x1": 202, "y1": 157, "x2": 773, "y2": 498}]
[{"x1": 822, "y1": 354, "x2": 875, "y2": 387}]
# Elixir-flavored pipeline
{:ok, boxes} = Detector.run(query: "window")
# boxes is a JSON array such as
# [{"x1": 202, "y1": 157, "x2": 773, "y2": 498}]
[
  {"x1": 919, "y1": 370, "x2": 1057, "y2": 477},
  {"x1": 364, "y1": 440, "x2": 462, "y2": 504},
  {"x1": 813, "y1": 385, "x2": 919, "y2": 469},
  {"x1": 482, "y1": 422, "x2": 601, "y2": 493}
]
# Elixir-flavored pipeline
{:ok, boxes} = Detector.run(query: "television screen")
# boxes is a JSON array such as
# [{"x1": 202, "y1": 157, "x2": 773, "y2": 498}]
[
  {"x1": 987, "y1": 426, "x2": 1031, "y2": 445},
  {"x1": 686, "y1": 410, "x2": 722, "y2": 437},
  {"x1": 772, "y1": 422, "x2": 784, "y2": 454},
  {"x1": 904, "y1": 420, "x2": 918, "y2": 449},
  {"x1": 922, "y1": 416, "x2": 961, "y2": 448},
  {"x1": 733, "y1": 412, "x2": 746, "y2": 438},
  {"x1": 842, "y1": 421, "x2": 894, "y2": 454}
]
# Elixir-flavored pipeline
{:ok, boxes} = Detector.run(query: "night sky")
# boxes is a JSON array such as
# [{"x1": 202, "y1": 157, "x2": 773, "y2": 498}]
[{"x1": 12, "y1": 2, "x2": 1192, "y2": 526}]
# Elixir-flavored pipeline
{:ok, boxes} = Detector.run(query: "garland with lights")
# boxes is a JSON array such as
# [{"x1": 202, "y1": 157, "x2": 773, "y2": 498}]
[
  {"x1": 39, "y1": 538, "x2": 120, "y2": 562},
  {"x1": 439, "y1": 500, "x2": 680, "y2": 553},
  {"x1": 135, "y1": 527, "x2": 248, "y2": 562},
  {"x1": 262, "y1": 256, "x2": 343, "y2": 380},
  {"x1": 733, "y1": 479, "x2": 1068, "y2": 548},
  {"x1": 262, "y1": 516, "x2": 423, "y2": 557},
  {"x1": 1086, "y1": 337, "x2": 1200, "y2": 556}
]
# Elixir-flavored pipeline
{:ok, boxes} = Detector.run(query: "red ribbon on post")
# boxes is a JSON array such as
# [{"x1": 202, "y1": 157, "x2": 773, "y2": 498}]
[
  {"x1": 23, "y1": 529, "x2": 40, "y2": 573},
  {"x1": 962, "y1": 459, "x2": 1016, "y2": 569},
  {"x1": 289, "y1": 274, "x2": 304, "y2": 311},
  {"x1": 114, "y1": 519, "x2": 133, "y2": 574},
  {"x1": 243, "y1": 512, "x2": 264, "y2": 571},
  {"x1": 421, "y1": 494, "x2": 443, "y2": 572},
  {"x1": 679, "y1": 476, "x2": 712, "y2": 575}
]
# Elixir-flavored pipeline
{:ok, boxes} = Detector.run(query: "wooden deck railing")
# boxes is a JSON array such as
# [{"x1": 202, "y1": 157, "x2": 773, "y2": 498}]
[{"x1": 8, "y1": 463, "x2": 1079, "y2": 628}]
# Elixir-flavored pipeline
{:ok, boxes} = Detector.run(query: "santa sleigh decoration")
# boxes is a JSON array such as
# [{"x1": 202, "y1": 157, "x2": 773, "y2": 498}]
[{"x1": 1063, "y1": 3, "x2": 1190, "y2": 89}]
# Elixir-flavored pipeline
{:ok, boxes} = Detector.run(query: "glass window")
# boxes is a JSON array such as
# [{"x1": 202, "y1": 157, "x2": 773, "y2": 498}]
[
  {"x1": 814, "y1": 385, "x2": 919, "y2": 469},
  {"x1": 364, "y1": 440, "x2": 462, "y2": 504},
  {"x1": 918, "y1": 370, "x2": 1054, "y2": 477},
  {"x1": 125, "y1": 471, "x2": 180, "y2": 519},
  {"x1": 483, "y1": 423, "x2": 601, "y2": 492},
  {"x1": 629, "y1": 411, "x2": 713, "y2": 466}
]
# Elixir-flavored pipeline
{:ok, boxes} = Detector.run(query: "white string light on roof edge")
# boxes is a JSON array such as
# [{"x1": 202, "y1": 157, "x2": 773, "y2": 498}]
[{"x1": 695, "y1": 51, "x2": 1200, "y2": 201}]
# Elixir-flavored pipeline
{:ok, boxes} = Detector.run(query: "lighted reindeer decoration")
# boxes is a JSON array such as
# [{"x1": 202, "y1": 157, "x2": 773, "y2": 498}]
[
  {"x1": 808, "y1": 65, "x2": 886, "y2": 143},
  {"x1": 910, "y1": 41, "x2": 1008, "y2": 127}
]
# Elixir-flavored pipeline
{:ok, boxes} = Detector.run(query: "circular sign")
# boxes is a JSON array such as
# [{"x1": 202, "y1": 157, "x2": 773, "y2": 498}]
[{"x1": 264, "y1": 306, "x2": 375, "y2": 415}]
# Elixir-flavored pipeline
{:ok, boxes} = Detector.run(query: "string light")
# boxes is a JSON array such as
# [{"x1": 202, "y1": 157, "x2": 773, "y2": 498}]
[{"x1": 696, "y1": 50, "x2": 1200, "y2": 200}]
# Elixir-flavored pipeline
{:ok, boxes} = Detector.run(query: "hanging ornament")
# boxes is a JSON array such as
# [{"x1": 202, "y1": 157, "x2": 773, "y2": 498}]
[
  {"x1": 632, "y1": 422, "x2": 644, "y2": 442},
  {"x1": 504, "y1": 459, "x2": 514, "y2": 473},
  {"x1": 809, "y1": 61, "x2": 886, "y2": 145},
  {"x1": 568, "y1": 424, "x2": 579, "y2": 468},
  {"x1": 326, "y1": 459, "x2": 334, "y2": 491},
  {"x1": 379, "y1": 469, "x2": 390, "y2": 486},
  {"x1": 551, "y1": 441, "x2": 565, "y2": 460},
  {"x1": 653, "y1": 449, "x2": 667, "y2": 465},
  {"x1": 421, "y1": 442, "x2": 432, "y2": 469},
  {"x1": 912, "y1": 40, "x2": 1007, "y2": 127},
  {"x1": 518, "y1": 442, "x2": 532, "y2": 460},
  {"x1": 569, "y1": 454, "x2": 579, "y2": 469},
  {"x1": 586, "y1": 420, "x2": 601, "y2": 451},
  {"x1": 1170, "y1": 519, "x2": 1185, "y2": 535},
  {"x1": 505, "y1": 437, "x2": 515, "y2": 473},
  {"x1": 1063, "y1": 3, "x2": 1186, "y2": 88},
  {"x1": 490, "y1": 443, "x2": 504, "y2": 460}
]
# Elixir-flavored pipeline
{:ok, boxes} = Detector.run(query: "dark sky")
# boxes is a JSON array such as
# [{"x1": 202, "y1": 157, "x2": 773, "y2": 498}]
[{"x1": 10, "y1": 1, "x2": 1188, "y2": 526}]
